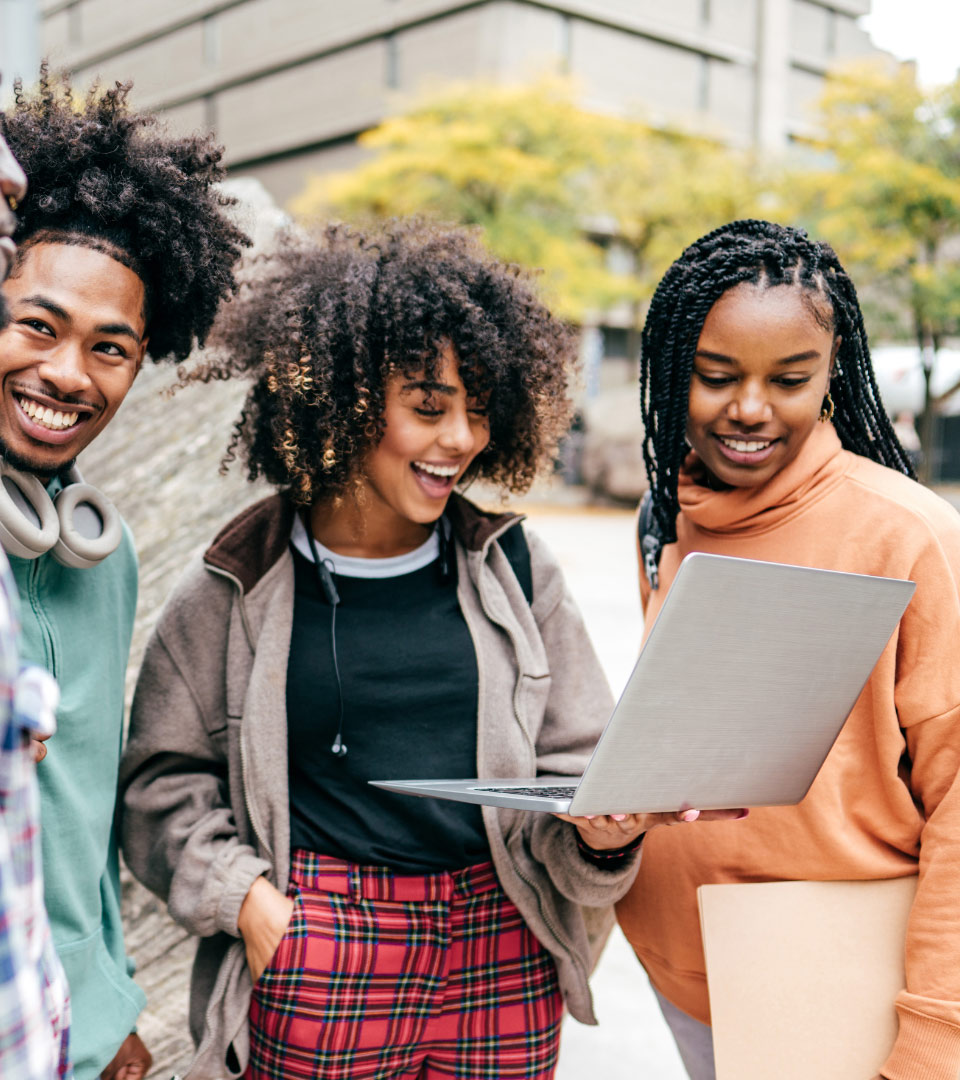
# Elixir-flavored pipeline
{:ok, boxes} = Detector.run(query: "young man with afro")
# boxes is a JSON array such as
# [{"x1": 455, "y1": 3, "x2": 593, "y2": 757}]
[{"x1": 0, "y1": 69, "x2": 248, "y2": 1079}]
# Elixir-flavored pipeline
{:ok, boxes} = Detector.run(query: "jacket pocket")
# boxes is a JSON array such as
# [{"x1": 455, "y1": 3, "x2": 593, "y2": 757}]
[
  {"x1": 57, "y1": 927, "x2": 146, "y2": 1078},
  {"x1": 517, "y1": 672, "x2": 552, "y2": 742},
  {"x1": 187, "y1": 938, "x2": 249, "y2": 1080}
]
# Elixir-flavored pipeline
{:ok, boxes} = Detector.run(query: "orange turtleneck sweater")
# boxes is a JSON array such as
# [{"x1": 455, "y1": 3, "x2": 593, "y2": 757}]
[{"x1": 617, "y1": 423, "x2": 960, "y2": 1080}]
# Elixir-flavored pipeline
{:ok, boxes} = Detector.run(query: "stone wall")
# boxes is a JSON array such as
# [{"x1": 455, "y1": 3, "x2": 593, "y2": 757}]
[{"x1": 78, "y1": 360, "x2": 268, "y2": 1077}]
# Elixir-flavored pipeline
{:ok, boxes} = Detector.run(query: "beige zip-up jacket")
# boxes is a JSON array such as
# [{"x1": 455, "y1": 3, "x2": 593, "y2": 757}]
[{"x1": 120, "y1": 494, "x2": 639, "y2": 1080}]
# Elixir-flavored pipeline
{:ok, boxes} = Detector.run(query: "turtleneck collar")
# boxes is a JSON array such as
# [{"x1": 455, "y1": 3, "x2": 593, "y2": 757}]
[{"x1": 678, "y1": 421, "x2": 849, "y2": 537}]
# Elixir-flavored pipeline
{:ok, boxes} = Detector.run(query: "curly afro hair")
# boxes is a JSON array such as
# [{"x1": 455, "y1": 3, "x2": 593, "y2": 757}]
[
  {"x1": 193, "y1": 220, "x2": 578, "y2": 504},
  {"x1": 1, "y1": 65, "x2": 249, "y2": 361}
]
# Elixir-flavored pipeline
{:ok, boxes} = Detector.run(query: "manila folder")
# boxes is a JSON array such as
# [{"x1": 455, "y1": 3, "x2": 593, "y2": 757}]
[{"x1": 698, "y1": 877, "x2": 916, "y2": 1080}]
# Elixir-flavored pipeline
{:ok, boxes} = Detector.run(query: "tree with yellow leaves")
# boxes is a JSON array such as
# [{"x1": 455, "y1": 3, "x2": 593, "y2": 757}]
[
  {"x1": 786, "y1": 61, "x2": 960, "y2": 475},
  {"x1": 291, "y1": 79, "x2": 762, "y2": 328}
]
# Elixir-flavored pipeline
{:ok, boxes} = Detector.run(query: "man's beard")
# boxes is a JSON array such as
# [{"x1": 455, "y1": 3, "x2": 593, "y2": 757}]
[
  {"x1": 0, "y1": 433, "x2": 74, "y2": 480},
  {"x1": 0, "y1": 292, "x2": 8, "y2": 331}
]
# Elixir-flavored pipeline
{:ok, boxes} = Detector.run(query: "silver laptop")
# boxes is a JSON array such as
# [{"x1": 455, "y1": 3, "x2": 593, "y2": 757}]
[{"x1": 371, "y1": 553, "x2": 914, "y2": 815}]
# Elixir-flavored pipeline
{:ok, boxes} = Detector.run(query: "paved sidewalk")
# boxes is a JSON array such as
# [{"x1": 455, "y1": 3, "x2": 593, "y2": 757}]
[{"x1": 519, "y1": 508, "x2": 687, "y2": 1079}]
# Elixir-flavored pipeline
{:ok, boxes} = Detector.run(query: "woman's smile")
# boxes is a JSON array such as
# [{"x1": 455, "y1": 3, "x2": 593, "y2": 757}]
[
  {"x1": 410, "y1": 458, "x2": 463, "y2": 498},
  {"x1": 712, "y1": 432, "x2": 780, "y2": 466},
  {"x1": 686, "y1": 283, "x2": 838, "y2": 489}
]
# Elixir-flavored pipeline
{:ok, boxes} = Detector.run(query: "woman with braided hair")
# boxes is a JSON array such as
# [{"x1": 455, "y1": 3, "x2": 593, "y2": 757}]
[{"x1": 617, "y1": 219, "x2": 960, "y2": 1080}]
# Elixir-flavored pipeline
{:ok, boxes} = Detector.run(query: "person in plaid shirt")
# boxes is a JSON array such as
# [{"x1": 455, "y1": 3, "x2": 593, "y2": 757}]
[{"x1": 0, "y1": 122, "x2": 72, "y2": 1079}]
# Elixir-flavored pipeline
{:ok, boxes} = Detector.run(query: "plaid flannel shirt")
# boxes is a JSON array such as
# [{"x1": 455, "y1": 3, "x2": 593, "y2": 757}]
[{"x1": 0, "y1": 556, "x2": 71, "y2": 1079}]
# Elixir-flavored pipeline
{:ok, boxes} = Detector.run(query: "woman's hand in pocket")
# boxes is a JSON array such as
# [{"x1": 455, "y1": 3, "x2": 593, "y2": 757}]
[{"x1": 237, "y1": 876, "x2": 295, "y2": 983}]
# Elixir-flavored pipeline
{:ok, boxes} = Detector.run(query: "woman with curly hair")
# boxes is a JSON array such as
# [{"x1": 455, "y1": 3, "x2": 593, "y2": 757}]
[
  {"x1": 0, "y1": 66, "x2": 248, "y2": 1080},
  {"x1": 120, "y1": 221, "x2": 731, "y2": 1080}
]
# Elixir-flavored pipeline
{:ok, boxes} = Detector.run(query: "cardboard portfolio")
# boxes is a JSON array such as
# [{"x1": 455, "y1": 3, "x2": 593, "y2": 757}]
[{"x1": 698, "y1": 877, "x2": 917, "y2": 1080}]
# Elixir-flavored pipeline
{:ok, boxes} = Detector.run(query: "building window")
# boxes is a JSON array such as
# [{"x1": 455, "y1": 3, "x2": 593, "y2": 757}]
[
  {"x1": 385, "y1": 33, "x2": 399, "y2": 89},
  {"x1": 600, "y1": 326, "x2": 631, "y2": 360},
  {"x1": 203, "y1": 94, "x2": 218, "y2": 133},
  {"x1": 203, "y1": 16, "x2": 220, "y2": 67},
  {"x1": 67, "y1": 1, "x2": 82, "y2": 46},
  {"x1": 698, "y1": 54, "x2": 710, "y2": 111},
  {"x1": 559, "y1": 13, "x2": 572, "y2": 72},
  {"x1": 825, "y1": 8, "x2": 837, "y2": 55}
]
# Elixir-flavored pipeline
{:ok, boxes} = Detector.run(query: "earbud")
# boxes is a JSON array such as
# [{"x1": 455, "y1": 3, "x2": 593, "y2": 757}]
[
  {"x1": 303, "y1": 523, "x2": 349, "y2": 762},
  {"x1": 317, "y1": 559, "x2": 340, "y2": 606},
  {"x1": 437, "y1": 516, "x2": 455, "y2": 585}
]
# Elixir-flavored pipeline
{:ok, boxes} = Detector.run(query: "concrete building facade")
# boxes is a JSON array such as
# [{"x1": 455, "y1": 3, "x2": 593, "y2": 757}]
[
  {"x1": 36, "y1": 0, "x2": 878, "y2": 204},
  {"x1": 1, "y1": 0, "x2": 40, "y2": 91}
]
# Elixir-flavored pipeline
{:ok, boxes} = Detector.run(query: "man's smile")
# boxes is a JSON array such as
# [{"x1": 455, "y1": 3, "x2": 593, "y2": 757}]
[
  {"x1": 10, "y1": 385, "x2": 97, "y2": 445},
  {"x1": 17, "y1": 395, "x2": 82, "y2": 431}
]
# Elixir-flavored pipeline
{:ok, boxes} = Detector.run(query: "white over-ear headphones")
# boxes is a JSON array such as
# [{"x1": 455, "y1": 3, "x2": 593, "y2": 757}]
[{"x1": 0, "y1": 460, "x2": 122, "y2": 569}]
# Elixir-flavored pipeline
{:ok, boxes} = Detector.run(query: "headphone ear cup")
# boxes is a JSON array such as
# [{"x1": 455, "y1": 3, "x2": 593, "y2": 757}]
[
  {"x1": 0, "y1": 462, "x2": 59, "y2": 559},
  {"x1": 52, "y1": 482, "x2": 123, "y2": 570}
]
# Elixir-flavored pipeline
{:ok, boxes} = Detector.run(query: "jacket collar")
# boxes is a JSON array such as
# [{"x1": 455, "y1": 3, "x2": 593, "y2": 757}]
[{"x1": 203, "y1": 491, "x2": 520, "y2": 595}]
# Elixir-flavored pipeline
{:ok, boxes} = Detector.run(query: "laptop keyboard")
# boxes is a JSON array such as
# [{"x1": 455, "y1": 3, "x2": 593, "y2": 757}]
[{"x1": 474, "y1": 785, "x2": 578, "y2": 799}]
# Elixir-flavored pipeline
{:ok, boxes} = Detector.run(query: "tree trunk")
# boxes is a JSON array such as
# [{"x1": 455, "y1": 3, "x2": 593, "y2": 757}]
[{"x1": 917, "y1": 323, "x2": 937, "y2": 484}]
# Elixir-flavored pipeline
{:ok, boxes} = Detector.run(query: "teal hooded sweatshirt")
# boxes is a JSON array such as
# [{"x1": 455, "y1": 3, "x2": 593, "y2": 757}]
[{"x1": 10, "y1": 510, "x2": 146, "y2": 1080}]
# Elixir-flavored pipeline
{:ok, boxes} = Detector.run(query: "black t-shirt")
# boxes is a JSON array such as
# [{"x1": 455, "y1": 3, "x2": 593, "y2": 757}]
[{"x1": 286, "y1": 543, "x2": 490, "y2": 871}]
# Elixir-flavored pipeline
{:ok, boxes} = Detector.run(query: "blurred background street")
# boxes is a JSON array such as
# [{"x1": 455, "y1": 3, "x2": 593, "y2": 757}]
[
  {"x1": 518, "y1": 506, "x2": 686, "y2": 1079},
  {"x1": 5, "y1": 0, "x2": 960, "y2": 490},
  {"x1": 2, "y1": 0, "x2": 960, "y2": 1075}
]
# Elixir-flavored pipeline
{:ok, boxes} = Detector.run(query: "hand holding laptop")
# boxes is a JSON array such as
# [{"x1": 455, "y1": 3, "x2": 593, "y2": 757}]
[{"x1": 555, "y1": 806, "x2": 750, "y2": 850}]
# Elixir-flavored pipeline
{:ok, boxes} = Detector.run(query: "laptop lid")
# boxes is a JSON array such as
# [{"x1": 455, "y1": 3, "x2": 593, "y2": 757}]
[{"x1": 566, "y1": 553, "x2": 914, "y2": 815}]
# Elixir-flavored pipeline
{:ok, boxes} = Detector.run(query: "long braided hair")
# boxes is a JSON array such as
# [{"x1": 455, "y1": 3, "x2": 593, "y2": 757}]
[{"x1": 639, "y1": 219, "x2": 914, "y2": 585}]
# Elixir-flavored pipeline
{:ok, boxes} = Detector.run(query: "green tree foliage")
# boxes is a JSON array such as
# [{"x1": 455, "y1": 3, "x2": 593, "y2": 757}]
[
  {"x1": 291, "y1": 79, "x2": 762, "y2": 324},
  {"x1": 784, "y1": 61, "x2": 960, "y2": 473}
]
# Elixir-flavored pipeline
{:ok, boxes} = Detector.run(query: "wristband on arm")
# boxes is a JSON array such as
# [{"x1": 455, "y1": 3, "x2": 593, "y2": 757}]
[{"x1": 575, "y1": 829, "x2": 644, "y2": 869}]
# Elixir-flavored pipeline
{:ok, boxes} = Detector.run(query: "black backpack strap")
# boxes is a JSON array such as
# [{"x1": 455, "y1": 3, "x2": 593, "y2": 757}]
[
  {"x1": 496, "y1": 521, "x2": 533, "y2": 605},
  {"x1": 638, "y1": 490, "x2": 661, "y2": 590}
]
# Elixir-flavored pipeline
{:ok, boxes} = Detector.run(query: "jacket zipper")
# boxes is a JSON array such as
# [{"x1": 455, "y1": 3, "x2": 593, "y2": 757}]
[
  {"x1": 472, "y1": 520, "x2": 537, "y2": 755},
  {"x1": 206, "y1": 565, "x2": 273, "y2": 864},
  {"x1": 28, "y1": 559, "x2": 59, "y2": 680},
  {"x1": 194, "y1": 565, "x2": 273, "y2": 1077},
  {"x1": 470, "y1": 524, "x2": 583, "y2": 979},
  {"x1": 192, "y1": 938, "x2": 244, "y2": 1077},
  {"x1": 511, "y1": 856, "x2": 586, "y2": 980}
]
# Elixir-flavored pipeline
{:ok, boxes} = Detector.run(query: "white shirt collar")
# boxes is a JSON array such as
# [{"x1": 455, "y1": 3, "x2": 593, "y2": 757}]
[{"x1": 290, "y1": 514, "x2": 440, "y2": 579}]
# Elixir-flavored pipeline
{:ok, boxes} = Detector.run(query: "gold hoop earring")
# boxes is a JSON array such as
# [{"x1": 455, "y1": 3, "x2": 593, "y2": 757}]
[{"x1": 819, "y1": 392, "x2": 835, "y2": 423}]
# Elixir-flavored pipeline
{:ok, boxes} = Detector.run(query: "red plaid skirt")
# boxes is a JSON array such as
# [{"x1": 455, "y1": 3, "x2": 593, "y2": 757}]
[{"x1": 245, "y1": 850, "x2": 563, "y2": 1080}]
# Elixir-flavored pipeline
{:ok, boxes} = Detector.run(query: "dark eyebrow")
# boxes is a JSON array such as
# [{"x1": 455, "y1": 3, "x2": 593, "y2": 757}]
[
  {"x1": 695, "y1": 349, "x2": 821, "y2": 366},
  {"x1": 18, "y1": 297, "x2": 142, "y2": 345},
  {"x1": 95, "y1": 322, "x2": 142, "y2": 344},
  {"x1": 401, "y1": 380, "x2": 456, "y2": 396},
  {"x1": 19, "y1": 295, "x2": 71, "y2": 323}
]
